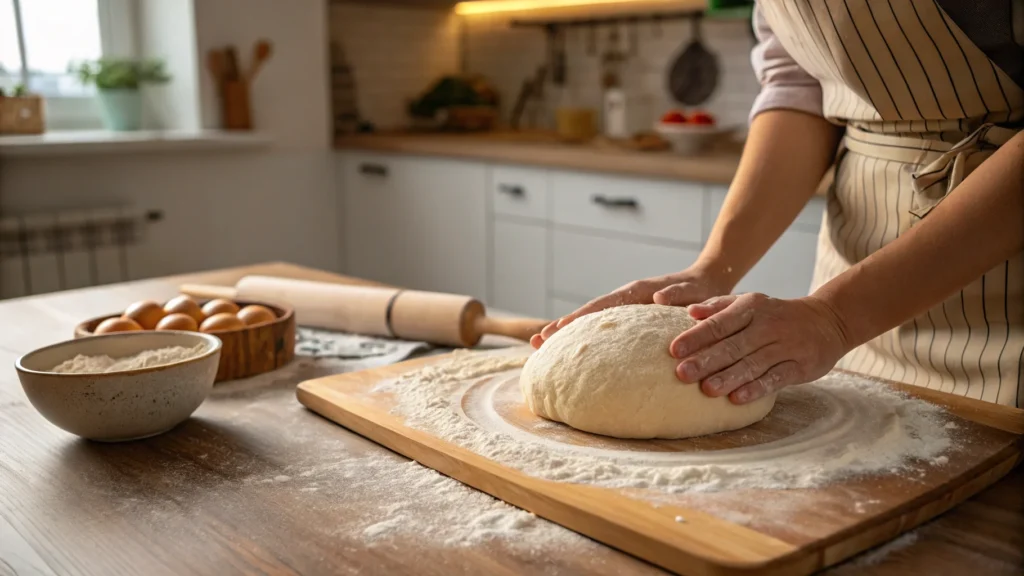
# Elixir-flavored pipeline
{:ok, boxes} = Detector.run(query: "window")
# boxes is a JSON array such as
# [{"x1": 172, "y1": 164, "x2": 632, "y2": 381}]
[{"x1": 0, "y1": 0, "x2": 136, "y2": 130}]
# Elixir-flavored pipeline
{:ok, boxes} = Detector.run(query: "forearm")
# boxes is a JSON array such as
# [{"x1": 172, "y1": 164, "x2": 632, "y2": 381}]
[
  {"x1": 697, "y1": 110, "x2": 842, "y2": 289},
  {"x1": 815, "y1": 131, "x2": 1024, "y2": 348}
]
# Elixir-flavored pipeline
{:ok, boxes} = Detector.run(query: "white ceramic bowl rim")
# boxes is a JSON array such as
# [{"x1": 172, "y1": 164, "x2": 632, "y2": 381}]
[
  {"x1": 15, "y1": 331, "x2": 222, "y2": 377},
  {"x1": 654, "y1": 122, "x2": 733, "y2": 134}
]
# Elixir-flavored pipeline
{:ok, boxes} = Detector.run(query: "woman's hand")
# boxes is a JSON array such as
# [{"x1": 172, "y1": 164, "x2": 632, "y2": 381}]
[
  {"x1": 530, "y1": 266, "x2": 730, "y2": 349},
  {"x1": 671, "y1": 293, "x2": 851, "y2": 404}
]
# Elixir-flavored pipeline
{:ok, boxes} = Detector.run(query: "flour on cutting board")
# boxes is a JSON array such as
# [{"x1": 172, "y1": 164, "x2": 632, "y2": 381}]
[{"x1": 375, "y1": 349, "x2": 954, "y2": 495}]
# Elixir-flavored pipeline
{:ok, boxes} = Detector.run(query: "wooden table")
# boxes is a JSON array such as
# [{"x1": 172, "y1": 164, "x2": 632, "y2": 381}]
[{"x1": 1, "y1": 263, "x2": 1021, "y2": 576}]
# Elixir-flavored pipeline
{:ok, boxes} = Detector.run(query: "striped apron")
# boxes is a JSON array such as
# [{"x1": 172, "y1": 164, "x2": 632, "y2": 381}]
[{"x1": 759, "y1": 1, "x2": 1024, "y2": 406}]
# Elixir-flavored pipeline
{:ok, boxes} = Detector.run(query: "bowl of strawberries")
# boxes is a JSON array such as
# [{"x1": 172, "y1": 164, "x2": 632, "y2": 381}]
[{"x1": 654, "y1": 109, "x2": 730, "y2": 154}]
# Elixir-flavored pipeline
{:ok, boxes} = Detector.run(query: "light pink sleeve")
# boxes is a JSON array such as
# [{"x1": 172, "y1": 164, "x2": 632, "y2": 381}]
[{"x1": 749, "y1": 3, "x2": 824, "y2": 123}]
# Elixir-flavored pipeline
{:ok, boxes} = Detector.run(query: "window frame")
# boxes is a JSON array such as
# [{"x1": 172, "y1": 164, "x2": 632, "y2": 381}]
[{"x1": 7, "y1": 0, "x2": 138, "y2": 131}]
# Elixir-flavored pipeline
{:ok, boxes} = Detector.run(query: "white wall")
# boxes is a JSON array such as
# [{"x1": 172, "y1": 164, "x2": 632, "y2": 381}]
[
  {"x1": 463, "y1": 14, "x2": 760, "y2": 132},
  {"x1": 328, "y1": 3, "x2": 460, "y2": 130},
  {"x1": 0, "y1": 0, "x2": 338, "y2": 299}
]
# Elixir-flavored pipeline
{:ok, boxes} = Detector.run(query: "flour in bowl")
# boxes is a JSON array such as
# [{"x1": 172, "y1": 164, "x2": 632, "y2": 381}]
[{"x1": 51, "y1": 343, "x2": 208, "y2": 374}]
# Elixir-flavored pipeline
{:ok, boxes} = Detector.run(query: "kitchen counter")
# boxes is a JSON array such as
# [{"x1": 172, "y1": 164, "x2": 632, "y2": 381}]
[
  {"x1": 335, "y1": 131, "x2": 833, "y2": 196},
  {"x1": 336, "y1": 130, "x2": 748, "y2": 185},
  {"x1": 0, "y1": 262, "x2": 1019, "y2": 575}
]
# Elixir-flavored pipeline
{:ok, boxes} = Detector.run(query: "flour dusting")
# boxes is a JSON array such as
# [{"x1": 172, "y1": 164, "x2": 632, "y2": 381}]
[{"x1": 376, "y1": 349, "x2": 954, "y2": 494}]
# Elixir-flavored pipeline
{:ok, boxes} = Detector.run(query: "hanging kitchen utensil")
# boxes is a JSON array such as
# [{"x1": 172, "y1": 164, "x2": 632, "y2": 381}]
[
  {"x1": 546, "y1": 24, "x2": 567, "y2": 86},
  {"x1": 628, "y1": 18, "x2": 639, "y2": 57},
  {"x1": 667, "y1": 14, "x2": 719, "y2": 106}
]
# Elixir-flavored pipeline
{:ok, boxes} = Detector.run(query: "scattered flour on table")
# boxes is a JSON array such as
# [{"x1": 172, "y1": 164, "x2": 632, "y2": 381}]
[
  {"x1": 251, "y1": 448, "x2": 586, "y2": 552},
  {"x1": 51, "y1": 343, "x2": 208, "y2": 373},
  {"x1": 376, "y1": 349, "x2": 954, "y2": 494}
]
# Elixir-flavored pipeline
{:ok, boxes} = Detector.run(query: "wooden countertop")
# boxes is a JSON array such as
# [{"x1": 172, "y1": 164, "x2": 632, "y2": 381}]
[
  {"x1": 336, "y1": 130, "x2": 746, "y2": 186},
  {"x1": 1, "y1": 262, "x2": 1019, "y2": 575}
]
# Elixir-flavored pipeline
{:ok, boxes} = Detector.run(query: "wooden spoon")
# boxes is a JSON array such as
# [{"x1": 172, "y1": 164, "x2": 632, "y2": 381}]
[
  {"x1": 206, "y1": 49, "x2": 226, "y2": 84},
  {"x1": 249, "y1": 40, "x2": 273, "y2": 82}
]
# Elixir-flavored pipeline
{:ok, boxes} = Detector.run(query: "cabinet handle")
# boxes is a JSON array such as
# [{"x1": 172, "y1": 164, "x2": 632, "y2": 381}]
[
  {"x1": 592, "y1": 195, "x2": 639, "y2": 209},
  {"x1": 359, "y1": 163, "x2": 389, "y2": 177},
  {"x1": 498, "y1": 184, "x2": 525, "y2": 198}
]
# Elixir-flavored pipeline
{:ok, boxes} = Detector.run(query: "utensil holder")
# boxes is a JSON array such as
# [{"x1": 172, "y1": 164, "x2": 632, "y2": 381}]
[{"x1": 221, "y1": 80, "x2": 252, "y2": 130}]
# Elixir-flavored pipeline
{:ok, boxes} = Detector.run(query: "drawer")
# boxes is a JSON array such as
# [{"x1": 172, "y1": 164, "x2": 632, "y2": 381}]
[
  {"x1": 552, "y1": 229, "x2": 700, "y2": 300},
  {"x1": 551, "y1": 172, "x2": 703, "y2": 244},
  {"x1": 491, "y1": 219, "x2": 549, "y2": 318},
  {"x1": 490, "y1": 165, "x2": 549, "y2": 220},
  {"x1": 707, "y1": 190, "x2": 826, "y2": 234}
]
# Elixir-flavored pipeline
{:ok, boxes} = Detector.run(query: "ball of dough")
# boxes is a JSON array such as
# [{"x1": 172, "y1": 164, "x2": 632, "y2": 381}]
[{"x1": 520, "y1": 304, "x2": 777, "y2": 439}]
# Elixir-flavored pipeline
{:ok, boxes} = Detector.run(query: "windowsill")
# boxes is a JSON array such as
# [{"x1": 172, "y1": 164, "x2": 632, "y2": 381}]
[{"x1": 0, "y1": 130, "x2": 272, "y2": 157}]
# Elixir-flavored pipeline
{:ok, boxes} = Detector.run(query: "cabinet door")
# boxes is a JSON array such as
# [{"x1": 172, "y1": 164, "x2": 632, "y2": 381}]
[
  {"x1": 392, "y1": 157, "x2": 488, "y2": 299},
  {"x1": 552, "y1": 229, "x2": 700, "y2": 301},
  {"x1": 491, "y1": 218, "x2": 548, "y2": 318},
  {"x1": 342, "y1": 154, "x2": 488, "y2": 299},
  {"x1": 734, "y1": 228, "x2": 820, "y2": 298},
  {"x1": 342, "y1": 153, "x2": 404, "y2": 286},
  {"x1": 706, "y1": 189, "x2": 825, "y2": 298}
]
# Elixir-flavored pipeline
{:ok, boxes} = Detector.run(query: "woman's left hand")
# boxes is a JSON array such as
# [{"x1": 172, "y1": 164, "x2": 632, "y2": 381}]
[{"x1": 671, "y1": 293, "x2": 851, "y2": 404}]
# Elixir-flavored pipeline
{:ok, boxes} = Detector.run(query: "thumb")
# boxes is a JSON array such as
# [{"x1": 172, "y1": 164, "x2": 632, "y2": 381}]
[{"x1": 653, "y1": 283, "x2": 702, "y2": 306}]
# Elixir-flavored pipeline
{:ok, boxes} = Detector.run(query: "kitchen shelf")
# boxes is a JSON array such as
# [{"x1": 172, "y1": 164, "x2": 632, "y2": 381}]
[{"x1": 0, "y1": 129, "x2": 272, "y2": 158}]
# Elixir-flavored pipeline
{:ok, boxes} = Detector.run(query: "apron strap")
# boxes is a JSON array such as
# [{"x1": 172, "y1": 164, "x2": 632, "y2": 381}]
[
  {"x1": 843, "y1": 124, "x2": 1019, "y2": 220},
  {"x1": 909, "y1": 124, "x2": 1018, "y2": 218}
]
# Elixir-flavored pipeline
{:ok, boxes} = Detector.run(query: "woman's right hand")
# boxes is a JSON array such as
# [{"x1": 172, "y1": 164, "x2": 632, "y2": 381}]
[{"x1": 530, "y1": 266, "x2": 732, "y2": 348}]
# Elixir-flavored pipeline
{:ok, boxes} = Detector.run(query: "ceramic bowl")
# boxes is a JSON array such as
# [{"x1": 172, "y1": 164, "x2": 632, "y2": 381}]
[
  {"x1": 654, "y1": 122, "x2": 733, "y2": 155},
  {"x1": 15, "y1": 331, "x2": 222, "y2": 442}
]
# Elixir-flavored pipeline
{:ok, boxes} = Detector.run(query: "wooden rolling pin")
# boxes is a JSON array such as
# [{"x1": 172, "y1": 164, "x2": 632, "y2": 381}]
[{"x1": 179, "y1": 276, "x2": 548, "y2": 347}]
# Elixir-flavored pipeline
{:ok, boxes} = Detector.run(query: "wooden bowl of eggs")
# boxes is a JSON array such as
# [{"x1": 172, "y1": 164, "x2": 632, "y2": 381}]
[{"x1": 74, "y1": 296, "x2": 295, "y2": 383}]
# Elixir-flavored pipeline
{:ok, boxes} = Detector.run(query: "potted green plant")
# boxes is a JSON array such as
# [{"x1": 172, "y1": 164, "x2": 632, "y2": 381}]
[{"x1": 69, "y1": 58, "x2": 170, "y2": 131}]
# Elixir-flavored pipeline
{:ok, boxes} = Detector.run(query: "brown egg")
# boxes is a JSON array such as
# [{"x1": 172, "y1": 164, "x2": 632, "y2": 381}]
[
  {"x1": 163, "y1": 295, "x2": 205, "y2": 324},
  {"x1": 200, "y1": 312, "x2": 246, "y2": 333},
  {"x1": 237, "y1": 304, "x2": 276, "y2": 326},
  {"x1": 123, "y1": 300, "x2": 166, "y2": 330},
  {"x1": 95, "y1": 317, "x2": 143, "y2": 334},
  {"x1": 202, "y1": 298, "x2": 240, "y2": 317},
  {"x1": 155, "y1": 313, "x2": 199, "y2": 332}
]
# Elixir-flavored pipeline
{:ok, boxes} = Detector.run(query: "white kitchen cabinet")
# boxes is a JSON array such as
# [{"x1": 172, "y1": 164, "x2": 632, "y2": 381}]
[
  {"x1": 550, "y1": 296, "x2": 588, "y2": 319},
  {"x1": 551, "y1": 171, "x2": 704, "y2": 244},
  {"x1": 490, "y1": 165, "x2": 549, "y2": 221},
  {"x1": 341, "y1": 152, "x2": 488, "y2": 300},
  {"x1": 552, "y1": 229, "x2": 700, "y2": 301},
  {"x1": 491, "y1": 219, "x2": 548, "y2": 318},
  {"x1": 707, "y1": 188, "x2": 825, "y2": 298},
  {"x1": 734, "y1": 228, "x2": 820, "y2": 299}
]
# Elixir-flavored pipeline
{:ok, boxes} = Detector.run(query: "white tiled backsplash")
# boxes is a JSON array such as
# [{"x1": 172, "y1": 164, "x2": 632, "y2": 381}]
[{"x1": 330, "y1": 4, "x2": 760, "y2": 133}]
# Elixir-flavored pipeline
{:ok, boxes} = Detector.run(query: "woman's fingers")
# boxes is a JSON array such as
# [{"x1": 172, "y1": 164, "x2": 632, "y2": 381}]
[
  {"x1": 653, "y1": 282, "x2": 703, "y2": 306},
  {"x1": 728, "y1": 361, "x2": 801, "y2": 404},
  {"x1": 669, "y1": 295, "x2": 753, "y2": 359},
  {"x1": 530, "y1": 333, "x2": 545, "y2": 349},
  {"x1": 696, "y1": 343, "x2": 783, "y2": 396},
  {"x1": 687, "y1": 294, "x2": 737, "y2": 319},
  {"x1": 539, "y1": 320, "x2": 560, "y2": 340},
  {"x1": 675, "y1": 328, "x2": 766, "y2": 384}
]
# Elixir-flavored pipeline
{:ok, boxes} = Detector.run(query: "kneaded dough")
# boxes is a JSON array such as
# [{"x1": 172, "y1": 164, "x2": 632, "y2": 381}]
[{"x1": 520, "y1": 304, "x2": 777, "y2": 439}]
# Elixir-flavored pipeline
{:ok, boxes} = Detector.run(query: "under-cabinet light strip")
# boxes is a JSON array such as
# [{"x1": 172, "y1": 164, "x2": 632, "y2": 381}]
[{"x1": 454, "y1": 0, "x2": 678, "y2": 16}]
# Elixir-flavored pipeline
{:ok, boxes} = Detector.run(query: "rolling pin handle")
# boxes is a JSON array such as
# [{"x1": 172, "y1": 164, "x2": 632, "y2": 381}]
[
  {"x1": 178, "y1": 283, "x2": 239, "y2": 301},
  {"x1": 473, "y1": 315, "x2": 549, "y2": 343}
]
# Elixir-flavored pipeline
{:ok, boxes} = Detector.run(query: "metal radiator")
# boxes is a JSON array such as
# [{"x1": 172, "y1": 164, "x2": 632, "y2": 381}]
[{"x1": 0, "y1": 207, "x2": 163, "y2": 300}]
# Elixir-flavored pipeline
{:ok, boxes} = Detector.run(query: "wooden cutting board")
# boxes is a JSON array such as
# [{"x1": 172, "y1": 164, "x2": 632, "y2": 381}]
[{"x1": 296, "y1": 348, "x2": 1024, "y2": 575}]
